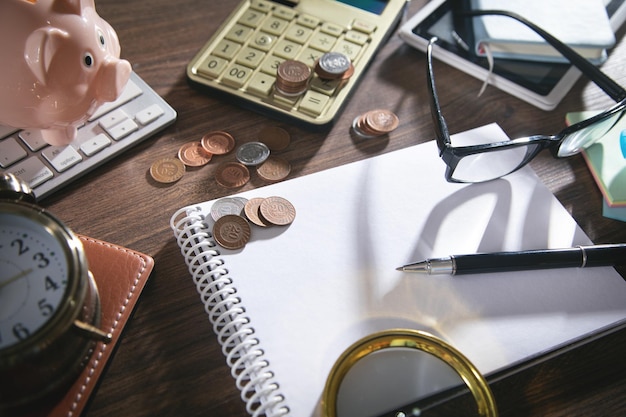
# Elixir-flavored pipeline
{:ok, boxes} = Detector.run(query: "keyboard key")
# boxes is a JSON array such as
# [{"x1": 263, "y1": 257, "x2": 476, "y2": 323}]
[
  {"x1": 42, "y1": 146, "x2": 83, "y2": 172},
  {"x1": 80, "y1": 134, "x2": 111, "y2": 156},
  {"x1": 0, "y1": 126, "x2": 18, "y2": 139},
  {"x1": 89, "y1": 79, "x2": 142, "y2": 121},
  {"x1": 136, "y1": 104, "x2": 165, "y2": 126},
  {"x1": 19, "y1": 129, "x2": 48, "y2": 151},
  {"x1": 10, "y1": 157, "x2": 54, "y2": 188},
  {"x1": 106, "y1": 118, "x2": 139, "y2": 140},
  {"x1": 99, "y1": 108, "x2": 130, "y2": 130},
  {"x1": 0, "y1": 137, "x2": 27, "y2": 168}
]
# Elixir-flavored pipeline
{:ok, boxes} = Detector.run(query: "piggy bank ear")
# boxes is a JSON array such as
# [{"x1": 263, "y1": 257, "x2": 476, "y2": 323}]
[
  {"x1": 25, "y1": 28, "x2": 69, "y2": 86},
  {"x1": 52, "y1": 0, "x2": 95, "y2": 15}
]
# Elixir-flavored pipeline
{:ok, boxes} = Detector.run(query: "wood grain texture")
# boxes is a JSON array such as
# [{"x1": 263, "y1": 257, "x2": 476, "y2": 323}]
[{"x1": 41, "y1": 0, "x2": 626, "y2": 415}]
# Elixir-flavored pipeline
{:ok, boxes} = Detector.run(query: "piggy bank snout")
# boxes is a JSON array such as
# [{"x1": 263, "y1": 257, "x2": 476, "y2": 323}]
[{"x1": 96, "y1": 57, "x2": 132, "y2": 102}]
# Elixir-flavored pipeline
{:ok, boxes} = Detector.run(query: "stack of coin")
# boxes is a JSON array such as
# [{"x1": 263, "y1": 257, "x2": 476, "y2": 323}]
[
  {"x1": 351, "y1": 109, "x2": 400, "y2": 138},
  {"x1": 314, "y1": 52, "x2": 353, "y2": 80},
  {"x1": 275, "y1": 60, "x2": 311, "y2": 96}
]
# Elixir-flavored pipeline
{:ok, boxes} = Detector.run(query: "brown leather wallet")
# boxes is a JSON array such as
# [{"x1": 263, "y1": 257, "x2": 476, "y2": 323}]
[{"x1": 42, "y1": 235, "x2": 154, "y2": 417}]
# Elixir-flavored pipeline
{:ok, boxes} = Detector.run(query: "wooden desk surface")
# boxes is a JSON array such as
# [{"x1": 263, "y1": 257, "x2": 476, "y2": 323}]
[{"x1": 44, "y1": 0, "x2": 626, "y2": 415}]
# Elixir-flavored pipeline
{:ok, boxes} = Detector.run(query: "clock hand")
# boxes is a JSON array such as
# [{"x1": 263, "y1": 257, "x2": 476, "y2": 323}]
[{"x1": 0, "y1": 268, "x2": 33, "y2": 290}]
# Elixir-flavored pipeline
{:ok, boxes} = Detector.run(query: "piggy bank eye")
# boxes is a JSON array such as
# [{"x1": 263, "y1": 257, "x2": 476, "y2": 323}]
[
  {"x1": 83, "y1": 53, "x2": 94, "y2": 68},
  {"x1": 97, "y1": 29, "x2": 106, "y2": 49}
]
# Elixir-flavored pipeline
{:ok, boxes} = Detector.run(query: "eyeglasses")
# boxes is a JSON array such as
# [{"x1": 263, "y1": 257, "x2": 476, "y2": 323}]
[{"x1": 427, "y1": 9, "x2": 626, "y2": 183}]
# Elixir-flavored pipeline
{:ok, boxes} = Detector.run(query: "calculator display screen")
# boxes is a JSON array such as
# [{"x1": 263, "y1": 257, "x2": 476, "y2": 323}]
[{"x1": 337, "y1": 0, "x2": 388, "y2": 15}]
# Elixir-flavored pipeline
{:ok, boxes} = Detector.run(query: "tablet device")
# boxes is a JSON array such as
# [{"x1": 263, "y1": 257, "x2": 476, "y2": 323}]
[{"x1": 398, "y1": 0, "x2": 626, "y2": 110}]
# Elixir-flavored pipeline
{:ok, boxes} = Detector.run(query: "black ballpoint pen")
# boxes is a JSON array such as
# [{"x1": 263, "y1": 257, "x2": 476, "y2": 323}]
[{"x1": 396, "y1": 243, "x2": 626, "y2": 275}]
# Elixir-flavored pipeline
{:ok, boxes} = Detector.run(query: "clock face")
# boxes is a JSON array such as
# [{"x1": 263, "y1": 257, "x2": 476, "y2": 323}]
[{"x1": 0, "y1": 212, "x2": 70, "y2": 350}]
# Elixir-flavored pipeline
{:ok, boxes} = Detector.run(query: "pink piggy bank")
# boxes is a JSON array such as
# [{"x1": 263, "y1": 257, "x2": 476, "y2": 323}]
[{"x1": 0, "y1": 0, "x2": 132, "y2": 146}]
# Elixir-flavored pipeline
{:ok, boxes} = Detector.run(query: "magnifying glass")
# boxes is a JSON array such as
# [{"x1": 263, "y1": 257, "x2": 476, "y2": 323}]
[{"x1": 322, "y1": 329, "x2": 498, "y2": 417}]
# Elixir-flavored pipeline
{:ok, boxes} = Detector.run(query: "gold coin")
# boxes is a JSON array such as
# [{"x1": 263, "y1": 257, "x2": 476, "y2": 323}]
[
  {"x1": 365, "y1": 109, "x2": 399, "y2": 134},
  {"x1": 259, "y1": 196, "x2": 296, "y2": 226},
  {"x1": 201, "y1": 131, "x2": 235, "y2": 155},
  {"x1": 178, "y1": 141, "x2": 212, "y2": 166},
  {"x1": 150, "y1": 157, "x2": 185, "y2": 183},
  {"x1": 256, "y1": 156, "x2": 291, "y2": 183},
  {"x1": 214, "y1": 161, "x2": 250, "y2": 188},
  {"x1": 212, "y1": 214, "x2": 251, "y2": 250},
  {"x1": 258, "y1": 126, "x2": 291, "y2": 151},
  {"x1": 244, "y1": 197, "x2": 271, "y2": 227}
]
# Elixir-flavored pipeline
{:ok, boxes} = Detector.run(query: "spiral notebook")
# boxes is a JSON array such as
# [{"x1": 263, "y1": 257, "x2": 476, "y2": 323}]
[{"x1": 170, "y1": 124, "x2": 626, "y2": 417}]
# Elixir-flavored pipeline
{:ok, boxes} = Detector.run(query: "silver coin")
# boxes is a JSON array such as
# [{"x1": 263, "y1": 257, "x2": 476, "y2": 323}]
[
  {"x1": 210, "y1": 197, "x2": 246, "y2": 221},
  {"x1": 236, "y1": 142, "x2": 271, "y2": 166},
  {"x1": 318, "y1": 52, "x2": 351, "y2": 75}
]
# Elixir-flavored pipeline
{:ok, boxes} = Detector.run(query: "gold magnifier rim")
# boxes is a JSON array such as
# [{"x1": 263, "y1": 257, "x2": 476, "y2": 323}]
[{"x1": 322, "y1": 328, "x2": 498, "y2": 417}]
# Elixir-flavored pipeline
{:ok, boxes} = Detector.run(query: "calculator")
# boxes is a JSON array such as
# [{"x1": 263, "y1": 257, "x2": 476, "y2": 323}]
[{"x1": 187, "y1": 0, "x2": 408, "y2": 129}]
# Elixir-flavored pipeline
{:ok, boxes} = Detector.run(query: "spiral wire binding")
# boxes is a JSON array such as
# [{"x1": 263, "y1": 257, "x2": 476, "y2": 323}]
[{"x1": 171, "y1": 207, "x2": 290, "y2": 417}]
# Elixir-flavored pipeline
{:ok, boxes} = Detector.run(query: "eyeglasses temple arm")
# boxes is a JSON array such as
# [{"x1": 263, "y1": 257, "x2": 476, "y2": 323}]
[
  {"x1": 459, "y1": 9, "x2": 626, "y2": 102},
  {"x1": 427, "y1": 39, "x2": 451, "y2": 155}
]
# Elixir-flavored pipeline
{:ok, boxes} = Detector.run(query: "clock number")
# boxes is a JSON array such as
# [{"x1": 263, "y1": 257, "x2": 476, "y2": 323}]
[
  {"x1": 11, "y1": 238, "x2": 29, "y2": 255},
  {"x1": 13, "y1": 323, "x2": 30, "y2": 341},
  {"x1": 45, "y1": 276, "x2": 60, "y2": 291},
  {"x1": 38, "y1": 299, "x2": 54, "y2": 317},
  {"x1": 33, "y1": 252, "x2": 50, "y2": 269}
]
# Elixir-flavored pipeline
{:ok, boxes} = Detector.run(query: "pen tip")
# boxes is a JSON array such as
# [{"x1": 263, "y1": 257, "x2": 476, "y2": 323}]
[{"x1": 395, "y1": 267, "x2": 404, "y2": 271}]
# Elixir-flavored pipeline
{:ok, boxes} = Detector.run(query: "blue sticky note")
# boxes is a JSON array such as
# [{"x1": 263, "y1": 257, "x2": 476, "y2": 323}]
[{"x1": 621, "y1": 129, "x2": 626, "y2": 159}]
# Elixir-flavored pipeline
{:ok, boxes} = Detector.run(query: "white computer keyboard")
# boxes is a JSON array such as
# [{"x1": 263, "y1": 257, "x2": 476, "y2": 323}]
[{"x1": 0, "y1": 72, "x2": 177, "y2": 199}]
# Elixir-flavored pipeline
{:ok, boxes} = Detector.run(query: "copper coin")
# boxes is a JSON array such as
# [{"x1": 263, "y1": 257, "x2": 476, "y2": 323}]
[
  {"x1": 256, "y1": 156, "x2": 291, "y2": 183},
  {"x1": 214, "y1": 161, "x2": 250, "y2": 188},
  {"x1": 150, "y1": 157, "x2": 186, "y2": 183},
  {"x1": 178, "y1": 141, "x2": 213, "y2": 166},
  {"x1": 212, "y1": 214, "x2": 251, "y2": 250},
  {"x1": 365, "y1": 109, "x2": 399, "y2": 134},
  {"x1": 275, "y1": 60, "x2": 311, "y2": 95},
  {"x1": 201, "y1": 131, "x2": 236, "y2": 155},
  {"x1": 258, "y1": 126, "x2": 291, "y2": 151},
  {"x1": 259, "y1": 196, "x2": 296, "y2": 226},
  {"x1": 244, "y1": 197, "x2": 271, "y2": 227}
]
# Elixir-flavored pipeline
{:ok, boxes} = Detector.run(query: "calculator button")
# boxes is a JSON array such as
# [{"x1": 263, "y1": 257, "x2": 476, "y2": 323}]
[
  {"x1": 298, "y1": 47, "x2": 323, "y2": 67},
  {"x1": 198, "y1": 55, "x2": 229, "y2": 78},
  {"x1": 320, "y1": 22, "x2": 344, "y2": 37},
  {"x1": 221, "y1": 63, "x2": 254, "y2": 88},
  {"x1": 273, "y1": 39, "x2": 301, "y2": 60},
  {"x1": 238, "y1": 9, "x2": 266, "y2": 27},
  {"x1": 213, "y1": 39, "x2": 241, "y2": 60},
  {"x1": 19, "y1": 129, "x2": 48, "y2": 152},
  {"x1": 261, "y1": 16, "x2": 290, "y2": 36},
  {"x1": 352, "y1": 19, "x2": 377, "y2": 34},
  {"x1": 344, "y1": 30, "x2": 369, "y2": 46},
  {"x1": 334, "y1": 39, "x2": 362, "y2": 61},
  {"x1": 260, "y1": 54, "x2": 285, "y2": 75},
  {"x1": 299, "y1": 90, "x2": 329, "y2": 116},
  {"x1": 310, "y1": 76, "x2": 340, "y2": 95},
  {"x1": 42, "y1": 146, "x2": 82, "y2": 172},
  {"x1": 297, "y1": 14, "x2": 320, "y2": 29},
  {"x1": 225, "y1": 24, "x2": 254, "y2": 43},
  {"x1": 236, "y1": 46, "x2": 267, "y2": 68},
  {"x1": 248, "y1": 72, "x2": 275, "y2": 97},
  {"x1": 309, "y1": 32, "x2": 338, "y2": 52},
  {"x1": 249, "y1": 0, "x2": 272, "y2": 13},
  {"x1": 80, "y1": 133, "x2": 111, "y2": 156},
  {"x1": 273, "y1": 6, "x2": 297, "y2": 21},
  {"x1": 285, "y1": 24, "x2": 313, "y2": 44},
  {"x1": 0, "y1": 137, "x2": 27, "y2": 168},
  {"x1": 251, "y1": 32, "x2": 276, "y2": 52},
  {"x1": 10, "y1": 157, "x2": 54, "y2": 187}
]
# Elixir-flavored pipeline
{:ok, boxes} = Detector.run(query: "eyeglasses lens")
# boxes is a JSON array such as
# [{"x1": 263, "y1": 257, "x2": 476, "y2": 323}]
[
  {"x1": 451, "y1": 144, "x2": 543, "y2": 182},
  {"x1": 557, "y1": 111, "x2": 623, "y2": 157}
]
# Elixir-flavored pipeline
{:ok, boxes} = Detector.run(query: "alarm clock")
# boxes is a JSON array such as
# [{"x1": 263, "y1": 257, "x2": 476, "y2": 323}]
[{"x1": 0, "y1": 173, "x2": 111, "y2": 415}]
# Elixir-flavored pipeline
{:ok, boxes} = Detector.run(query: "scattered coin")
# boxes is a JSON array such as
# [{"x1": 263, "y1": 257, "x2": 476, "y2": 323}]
[
  {"x1": 256, "y1": 156, "x2": 291, "y2": 183},
  {"x1": 236, "y1": 142, "x2": 271, "y2": 166},
  {"x1": 352, "y1": 109, "x2": 399, "y2": 138},
  {"x1": 178, "y1": 141, "x2": 213, "y2": 166},
  {"x1": 201, "y1": 131, "x2": 236, "y2": 155},
  {"x1": 150, "y1": 157, "x2": 186, "y2": 183},
  {"x1": 214, "y1": 161, "x2": 251, "y2": 188},
  {"x1": 212, "y1": 214, "x2": 251, "y2": 250},
  {"x1": 210, "y1": 197, "x2": 247, "y2": 221},
  {"x1": 275, "y1": 60, "x2": 311, "y2": 96},
  {"x1": 315, "y1": 52, "x2": 352, "y2": 79},
  {"x1": 258, "y1": 125, "x2": 291, "y2": 151},
  {"x1": 259, "y1": 196, "x2": 296, "y2": 226},
  {"x1": 244, "y1": 197, "x2": 271, "y2": 227}
]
